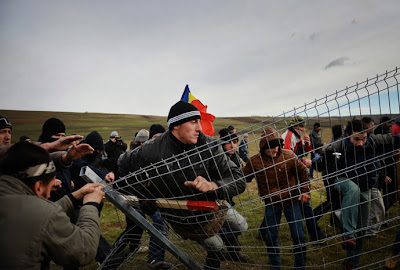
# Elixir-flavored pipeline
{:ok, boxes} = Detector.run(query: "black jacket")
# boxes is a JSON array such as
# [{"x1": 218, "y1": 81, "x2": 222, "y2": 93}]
[
  {"x1": 316, "y1": 133, "x2": 399, "y2": 191},
  {"x1": 117, "y1": 131, "x2": 245, "y2": 224}
]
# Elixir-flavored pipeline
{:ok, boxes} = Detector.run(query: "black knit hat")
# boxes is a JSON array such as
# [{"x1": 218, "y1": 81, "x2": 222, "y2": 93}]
[
  {"x1": 83, "y1": 131, "x2": 104, "y2": 150},
  {"x1": 167, "y1": 101, "x2": 201, "y2": 130},
  {"x1": 0, "y1": 115, "x2": 12, "y2": 130},
  {"x1": 149, "y1": 124, "x2": 166, "y2": 139},
  {"x1": 219, "y1": 128, "x2": 238, "y2": 145},
  {"x1": 41, "y1": 118, "x2": 65, "y2": 139}
]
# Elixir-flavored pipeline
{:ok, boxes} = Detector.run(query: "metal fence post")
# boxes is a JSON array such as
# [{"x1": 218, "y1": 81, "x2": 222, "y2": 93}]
[{"x1": 80, "y1": 166, "x2": 200, "y2": 270}]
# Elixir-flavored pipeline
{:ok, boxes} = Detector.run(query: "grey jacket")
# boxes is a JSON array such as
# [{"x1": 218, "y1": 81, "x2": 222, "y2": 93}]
[
  {"x1": 117, "y1": 131, "x2": 245, "y2": 224},
  {"x1": 0, "y1": 175, "x2": 100, "y2": 269}
]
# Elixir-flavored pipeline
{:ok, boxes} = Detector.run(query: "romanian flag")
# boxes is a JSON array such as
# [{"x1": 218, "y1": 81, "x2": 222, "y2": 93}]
[{"x1": 181, "y1": 85, "x2": 215, "y2": 136}]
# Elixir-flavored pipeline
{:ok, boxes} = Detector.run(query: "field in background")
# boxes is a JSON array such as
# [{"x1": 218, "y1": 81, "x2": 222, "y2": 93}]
[{"x1": 3, "y1": 109, "x2": 399, "y2": 269}]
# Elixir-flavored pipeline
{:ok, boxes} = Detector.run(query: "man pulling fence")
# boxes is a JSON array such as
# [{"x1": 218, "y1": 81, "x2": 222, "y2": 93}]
[{"x1": 116, "y1": 100, "x2": 247, "y2": 270}]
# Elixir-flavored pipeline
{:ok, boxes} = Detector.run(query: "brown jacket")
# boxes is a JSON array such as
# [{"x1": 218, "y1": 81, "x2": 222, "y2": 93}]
[{"x1": 243, "y1": 127, "x2": 309, "y2": 207}]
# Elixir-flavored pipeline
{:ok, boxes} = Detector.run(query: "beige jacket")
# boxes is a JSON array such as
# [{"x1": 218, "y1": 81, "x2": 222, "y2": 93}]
[{"x1": 0, "y1": 175, "x2": 100, "y2": 269}]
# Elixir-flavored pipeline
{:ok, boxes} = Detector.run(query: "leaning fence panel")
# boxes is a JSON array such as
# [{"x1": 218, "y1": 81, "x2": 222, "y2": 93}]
[{"x1": 92, "y1": 67, "x2": 400, "y2": 270}]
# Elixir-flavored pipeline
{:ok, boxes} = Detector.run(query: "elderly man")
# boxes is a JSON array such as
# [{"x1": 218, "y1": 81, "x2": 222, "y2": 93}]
[
  {"x1": 0, "y1": 142, "x2": 104, "y2": 269},
  {"x1": 0, "y1": 115, "x2": 12, "y2": 146},
  {"x1": 117, "y1": 101, "x2": 246, "y2": 270}
]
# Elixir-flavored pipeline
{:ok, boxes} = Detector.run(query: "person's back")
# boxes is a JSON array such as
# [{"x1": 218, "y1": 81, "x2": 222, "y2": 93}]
[{"x1": 0, "y1": 142, "x2": 103, "y2": 269}]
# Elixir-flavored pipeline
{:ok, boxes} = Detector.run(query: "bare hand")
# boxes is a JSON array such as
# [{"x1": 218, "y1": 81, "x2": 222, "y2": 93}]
[
  {"x1": 71, "y1": 181, "x2": 75, "y2": 189},
  {"x1": 83, "y1": 186, "x2": 105, "y2": 204},
  {"x1": 184, "y1": 176, "x2": 218, "y2": 193},
  {"x1": 303, "y1": 134, "x2": 311, "y2": 146},
  {"x1": 72, "y1": 183, "x2": 104, "y2": 201},
  {"x1": 51, "y1": 179, "x2": 63, "y2": 192},
  {"x1": 385, "y1": 176, "x2": 392, "y2": 184},
  {"x1": 62, "y1": 143, "x2": 94, "y2": 164},
  {"x1": 105, "y1": 172, "x2": 115, "y2": 183},
  {"x1": 299, "y1": 193, "x2": 311, "y2": 203},
  {"x1": 41, "y1": 135, "x2": 84, "y2": 152},
  {"x1": 305, "y1": 159, "x2": 312, "y2": 168}
]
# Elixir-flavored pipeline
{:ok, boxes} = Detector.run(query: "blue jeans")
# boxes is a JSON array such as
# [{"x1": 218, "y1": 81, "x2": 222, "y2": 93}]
[
  {"x1": 261, "y1": 202, "x2": 307, "y2": 270},
  {"x1": 300, "y1": 201, "x2": 324, "y2": 241},
  {"x1": 335, "y1": 177, "x2": 371, "y2": 267},
  {"x1": 148, "y1": 211, "x2": 167, "y2": 262}
]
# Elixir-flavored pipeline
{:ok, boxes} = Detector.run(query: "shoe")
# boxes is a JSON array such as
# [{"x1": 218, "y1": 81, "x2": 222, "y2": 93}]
[
  {"x1": 343, "y1": 260, "x2": 354, "y2": 270},
  {"x1": 148, "y1": 259, "x2": 174, "y2": 269},
  {"x1": 386, "y1": 254, "x2": 400, "y2": 269},
  {"x1": 341, "y1": 237, "x2": 356, "y2": 251}
]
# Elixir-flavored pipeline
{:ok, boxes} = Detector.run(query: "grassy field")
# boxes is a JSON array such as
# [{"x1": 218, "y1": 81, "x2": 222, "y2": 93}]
[{"x1": 2, "y1": 109, "x2": 399, "y2": 269}]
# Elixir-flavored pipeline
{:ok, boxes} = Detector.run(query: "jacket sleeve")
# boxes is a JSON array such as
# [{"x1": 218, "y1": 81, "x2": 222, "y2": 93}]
[
  {"x1": 242, "y1": 158, "x2": 256, "y2": 183},
  {"x1": 291, "y1": 151, "x2": 310, "y2": 194},
  {"x1": 371, "y1": 133, "x2": 400, "y2": 153},
  {"x1": 44, "y1": 200, "x2": 100, "y2": 267},
  {"x1": 211, "y1": 144, "x2": 246, "y2": 199},
  {"x1": 50, "y1": 151, "x2": 70, "y2": 171},
  {"x1": 116, "y1": 148, "x2": 146, "y2": 196}
]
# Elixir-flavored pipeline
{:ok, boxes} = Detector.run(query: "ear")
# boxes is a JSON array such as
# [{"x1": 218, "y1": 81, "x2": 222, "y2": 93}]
[{"x1": 32, "y1": 181, "x2": 44, "y2": 197}]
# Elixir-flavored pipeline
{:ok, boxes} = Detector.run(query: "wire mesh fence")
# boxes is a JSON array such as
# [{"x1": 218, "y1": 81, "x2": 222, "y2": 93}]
[{"x1": 86, "y1": 68, "x2": 400, "y2": 270}]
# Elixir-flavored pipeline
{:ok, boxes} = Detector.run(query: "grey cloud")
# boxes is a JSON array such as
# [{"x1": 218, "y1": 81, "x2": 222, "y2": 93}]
[
  {"x1": 324, "y1": 57, "x2": 350, "y2": 70},
  {"x1": 309, "y1": 32, "x2": 320, "y2": 41}
]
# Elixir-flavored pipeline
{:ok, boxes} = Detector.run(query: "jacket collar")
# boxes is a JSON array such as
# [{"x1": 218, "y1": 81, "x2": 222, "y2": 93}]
[{"x1": 0, "y1": 174, "x2": 36, "y2": 196}]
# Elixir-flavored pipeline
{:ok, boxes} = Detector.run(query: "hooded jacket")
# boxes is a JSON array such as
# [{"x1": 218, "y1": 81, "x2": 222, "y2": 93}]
[
  {"x1": 243, "y1": 127, "x2": 309, "y2": 208},
  {"x1": 0, "y1": 175, "x2": 100, "y2": 269}
]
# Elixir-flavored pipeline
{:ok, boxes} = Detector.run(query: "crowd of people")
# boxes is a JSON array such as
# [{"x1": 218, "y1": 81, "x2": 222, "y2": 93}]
[{"x1": 1, "y1": 106, "x2": 400, "y2": 270}]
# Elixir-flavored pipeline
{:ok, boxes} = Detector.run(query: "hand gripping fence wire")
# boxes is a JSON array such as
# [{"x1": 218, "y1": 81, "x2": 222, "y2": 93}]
[{"x1": 79, "y1": 166, "x2": 201, "y2": 270}]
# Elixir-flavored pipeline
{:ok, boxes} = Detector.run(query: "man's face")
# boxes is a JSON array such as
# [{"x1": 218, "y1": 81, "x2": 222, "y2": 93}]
[
  {"x1": 349, "y1": 131, "x2": 367, "y2": 147},
  {"x1": 294, "y1": 125, "x2": 305, "y2": 135},
  {"x1": 0, "y1": 128, "x2": 12, "y2": 146},
  {"x1": 51, "y1": 133, "x2": 66, "y2": 140},
  {"x1": 264, "y1": 146, "x2": 279, "y2": 158},
  {"x1": 365, "y1": 122, "x2": 375, "y2": 134},
  {"x1": 111, "y1": 136, "x2": 119, "y2": 143},
  {"x1": 36, "y1": 177, "x2": 56, "y2": 200},
  {"x1": 244, "y1": 137, "x2": 249, "y2": 142},
  {"x1": 173, "y1": 119, "x2": 202, "y2": 145},
  {"x1": 223, "y1": 141, "x2": 238, "y2": 156},
  {"x1": 315, "y1": 127, "x2": 321, "y2": 133}
]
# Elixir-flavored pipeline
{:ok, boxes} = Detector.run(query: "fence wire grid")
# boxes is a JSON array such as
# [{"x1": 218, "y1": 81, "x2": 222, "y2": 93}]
[{"x1": 96, "y1": 67, "x2": 400, "y2": 270}]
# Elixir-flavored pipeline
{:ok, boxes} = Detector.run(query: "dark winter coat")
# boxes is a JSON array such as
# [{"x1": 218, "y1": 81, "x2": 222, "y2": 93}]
[
  {"x1": 117, "y1": 131, "x2": 245, "y2": 226},
  {"x1": 320, "y1": 133, "x2": 399, "y2": 191}
]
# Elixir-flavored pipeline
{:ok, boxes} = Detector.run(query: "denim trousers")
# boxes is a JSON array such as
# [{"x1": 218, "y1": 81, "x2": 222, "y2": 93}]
[
  {"x1": 335, "y1": 177, "x2": 371, "y2": 267},
  {"x1": 148, "y1": 211, "x2": 167, "y2": 262},
  {"x1": 261, "y1": 201, "x2": 307, "y2": 270},
  {"x1": 300, "y1": 201, "x2": 324, "y2": 241}
]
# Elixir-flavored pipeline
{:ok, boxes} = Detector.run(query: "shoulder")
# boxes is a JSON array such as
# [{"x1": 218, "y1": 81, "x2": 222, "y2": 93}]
[{"x1": 281, "y1": 149, "x2": 296, "y2": 160}]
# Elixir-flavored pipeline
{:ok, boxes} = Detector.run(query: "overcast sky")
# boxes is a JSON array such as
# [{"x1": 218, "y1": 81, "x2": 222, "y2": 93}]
[{"x1": 1, "y1": 1, "x2": 399, "y2": 117}]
